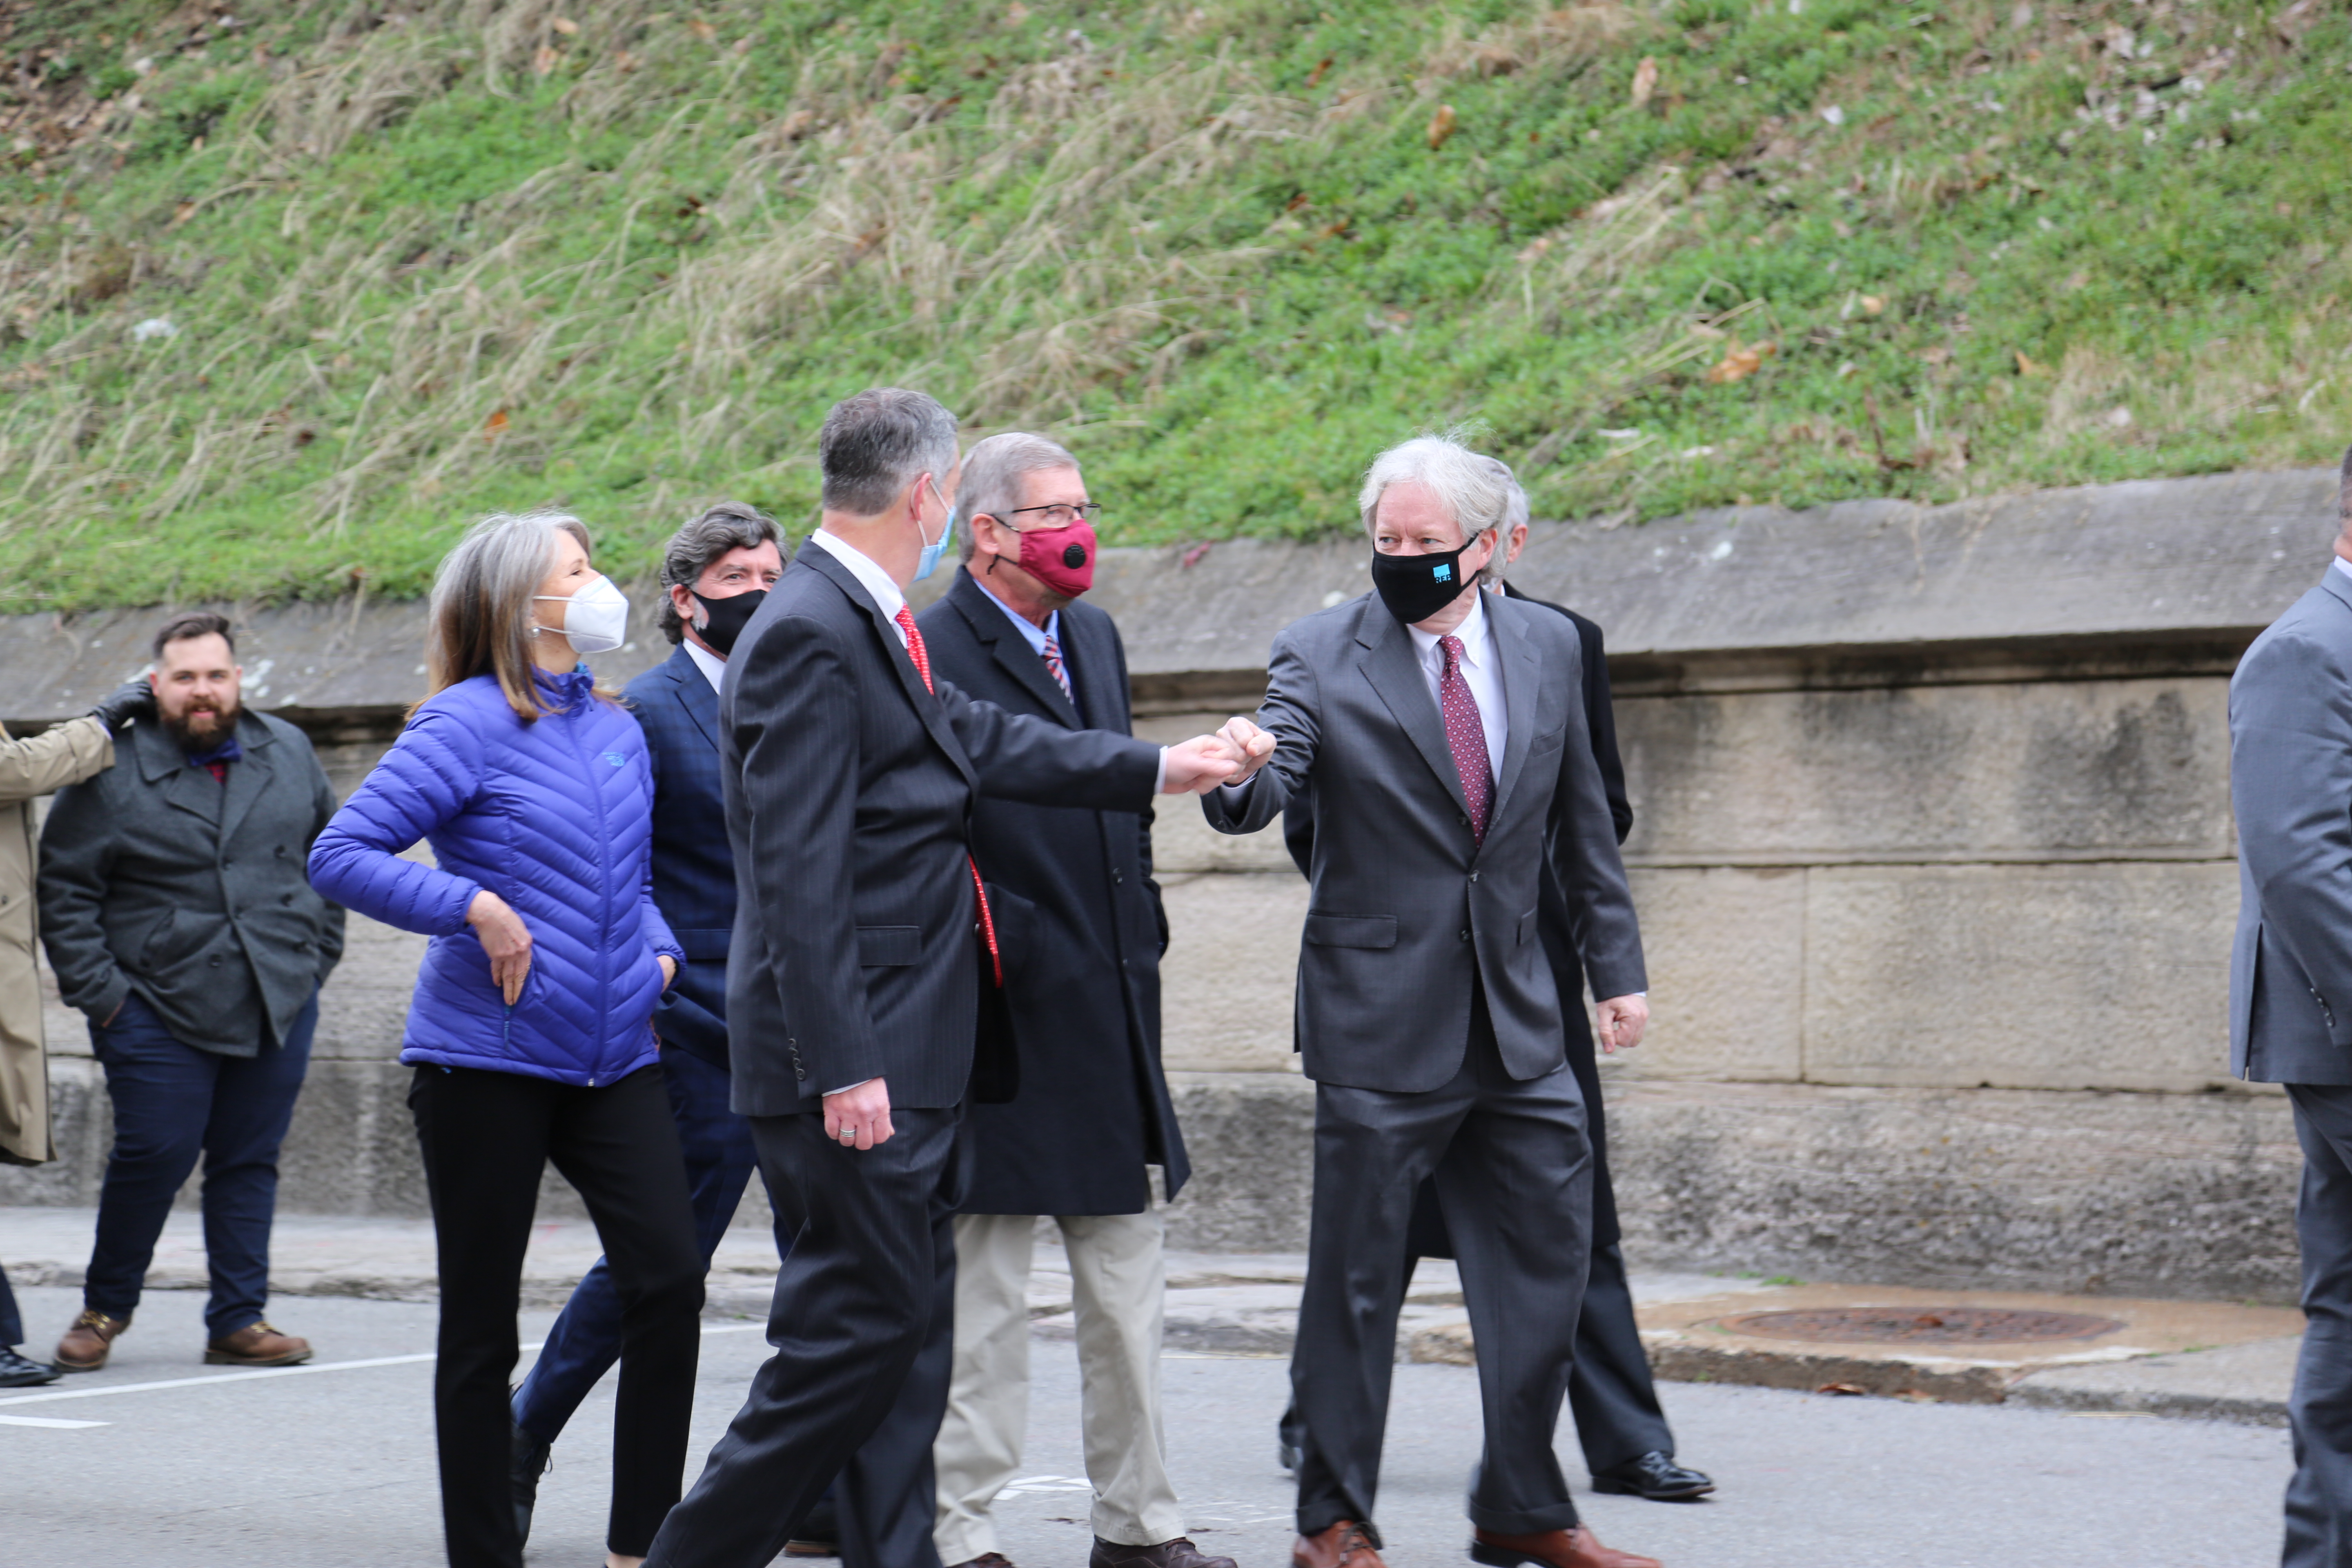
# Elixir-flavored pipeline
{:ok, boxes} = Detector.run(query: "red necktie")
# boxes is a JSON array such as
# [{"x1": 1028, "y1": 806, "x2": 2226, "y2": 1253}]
[
  {"x1": 1439, "y1": 633, "x2": 1493, "y2": 844},
  {"x1": 895, "y1": 606, "x2": 1004, "y2": 986},
  {"x1": 1041, "y1": 632, "x2": 1073, "y2": 701}
]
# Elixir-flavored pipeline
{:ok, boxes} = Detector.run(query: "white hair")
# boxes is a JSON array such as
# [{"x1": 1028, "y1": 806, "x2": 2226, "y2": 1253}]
[{"x1": 1359, "y1": 435, "x2": 1513, "y2": 585}]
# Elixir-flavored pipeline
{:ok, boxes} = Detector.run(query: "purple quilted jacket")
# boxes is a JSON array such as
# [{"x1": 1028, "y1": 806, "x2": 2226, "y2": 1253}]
[{"x1": 307, "y1": 667, "x2": 683, "y2": 1086}]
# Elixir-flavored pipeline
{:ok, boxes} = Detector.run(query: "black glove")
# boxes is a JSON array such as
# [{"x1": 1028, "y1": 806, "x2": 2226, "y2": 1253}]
[{"x1": 87, "y1": 676, "x2": 154, "y2": 731}]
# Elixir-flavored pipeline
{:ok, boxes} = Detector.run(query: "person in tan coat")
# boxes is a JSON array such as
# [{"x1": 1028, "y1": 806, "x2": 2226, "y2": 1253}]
[{"x1": 0, "y1": 676, "x2": 152, "y2": 1387}]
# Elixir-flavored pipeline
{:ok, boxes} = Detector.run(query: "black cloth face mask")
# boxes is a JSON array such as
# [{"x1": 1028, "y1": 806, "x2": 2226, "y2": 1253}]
[
  {"x1": 690, "y1": 588, "x2": 766, "y2": 656},
  {"x1": 1368, "y1": 535, "x2": 1486, "y2": 626}
]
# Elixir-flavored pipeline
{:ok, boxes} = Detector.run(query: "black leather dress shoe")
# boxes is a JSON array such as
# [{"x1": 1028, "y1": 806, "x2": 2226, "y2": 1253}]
[
  {"x1": 0, "y1": 1346, "x2": 60, "y2": 1387},
  {"x1": 1591, "y1": 1450, "x2": 1715, "y2": 1501},
  {"x1": 510, "y1": 1419, "x2": 552, "y2": 1543}
]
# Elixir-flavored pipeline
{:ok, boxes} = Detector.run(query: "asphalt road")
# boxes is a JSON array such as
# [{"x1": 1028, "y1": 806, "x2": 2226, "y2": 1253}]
[{"x1": 0, "y1": 1285, "x2": 2294, "y2": 1568}]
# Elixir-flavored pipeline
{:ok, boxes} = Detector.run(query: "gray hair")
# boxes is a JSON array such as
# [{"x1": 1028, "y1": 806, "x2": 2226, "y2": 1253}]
[
  {"x1": 819, "y1": 388, "x2": 960, "y2": 515},
  {"x1": 1359, "y1": 434, "x2": 1513, "y2": 584},
  {"x1": 1474, "y1": 454, "x2": 1530, "y2": 586},
  {"x1": 423, "y1": 509, "x2": 594, "y2": 721},
  {"x1": 657, "y1": 501, "x2": 782, "y2": 645},
  {"x1": 955, "y1": 432, "x2": 1081, "y2": 562}
]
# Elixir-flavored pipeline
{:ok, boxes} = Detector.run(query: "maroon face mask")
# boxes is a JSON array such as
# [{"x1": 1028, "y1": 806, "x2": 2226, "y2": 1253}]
[{"x1": 1001, "y1": 516, "x2": 1098, "y2": 598}]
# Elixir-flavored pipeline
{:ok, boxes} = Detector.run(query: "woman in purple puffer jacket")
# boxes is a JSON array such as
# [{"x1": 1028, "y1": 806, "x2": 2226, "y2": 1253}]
[{"x1": 309, "y1": 510, "x2": 701, "y2": 1568}]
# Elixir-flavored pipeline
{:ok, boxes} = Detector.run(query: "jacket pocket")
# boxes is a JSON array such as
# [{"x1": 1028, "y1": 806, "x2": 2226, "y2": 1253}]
[
  {"x1": 1517, "y1": 907, "x2": 1539, "y2": 947},
  {"x1": 1303, "y1": 912, "x2": 1397, "y2": 949},
  {"x1": 857, "y1": 925, "x2": 922, "y2": 967}
]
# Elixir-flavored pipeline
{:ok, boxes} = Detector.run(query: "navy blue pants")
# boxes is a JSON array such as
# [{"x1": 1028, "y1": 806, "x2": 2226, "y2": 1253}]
[
  {"x1": 84, "y1": 992, "x2": 315, "y2": 1341},
  {"x1": 514, "y1": 1046, "x2": 788, "y2": 1443},
  {"x1": 0, "y1": 1260, "x2": 21, "y2": 1347}
]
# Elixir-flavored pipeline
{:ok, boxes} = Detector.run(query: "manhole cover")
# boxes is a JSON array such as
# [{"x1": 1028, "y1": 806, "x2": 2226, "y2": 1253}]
[{"x1": 1717, "y1": 1307, "x2": 2127, "y2": 1345}]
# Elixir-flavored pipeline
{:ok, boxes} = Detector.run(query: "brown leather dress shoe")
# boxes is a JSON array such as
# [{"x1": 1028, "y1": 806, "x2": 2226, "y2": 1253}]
[
  {"x1": 1293, "y1": 1520, "x2": 1385, "y2": 1568},
  {"x1": 203, "y1": 1322, "x2": 313, "y2": 1367},
  {"x1": 1092, "y1": 1538, "x2": 1239, "y2": 1568},
  {"x1": 55, "y1": 1310, "x2": 128, "y2": 1372},
  {"x1": 1470, "y1": 1526, "x2": 1662, "y2": 1568}
]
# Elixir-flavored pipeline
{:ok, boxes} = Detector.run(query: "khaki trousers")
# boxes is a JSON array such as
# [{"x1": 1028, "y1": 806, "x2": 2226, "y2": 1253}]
[{"x1": 933, "y1": 1210, "x2": 1185, "y2": 1562}]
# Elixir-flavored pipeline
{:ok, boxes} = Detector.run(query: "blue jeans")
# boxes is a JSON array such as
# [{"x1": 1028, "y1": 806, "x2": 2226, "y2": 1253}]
[
  {"x1": 84, "y1": 991, "x2": 316, "y2": 1340},
  {"x1": 513, "y1": 1045, "x2": 788, "y2": 1443}
]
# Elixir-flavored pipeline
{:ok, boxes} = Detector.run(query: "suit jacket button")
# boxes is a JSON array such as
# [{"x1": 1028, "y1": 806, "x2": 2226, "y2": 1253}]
[
  {"x1": 1469, "y1": 871, "x2": 1480, "y2": 883},
  {"x1": 1459, "y1": 929, "x2": 1471, "y2": 942},
  {"x1": 1458, "y1": 814, "x2": 1470, "y2": 828}
]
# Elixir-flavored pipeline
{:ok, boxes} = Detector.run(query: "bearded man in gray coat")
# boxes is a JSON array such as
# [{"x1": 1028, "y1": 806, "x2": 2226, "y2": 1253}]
[
  {"x1": 1205, "y1": 435, "x2": 1657, "y2": 1568},
  {"x1": 2230, "y1": 444, "x2": 2352, "y2": 1568}
]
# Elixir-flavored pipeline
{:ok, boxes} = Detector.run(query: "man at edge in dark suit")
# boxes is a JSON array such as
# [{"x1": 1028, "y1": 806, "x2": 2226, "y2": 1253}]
[{"x1": 641, "y1": 389, "x2": 1259, "y2": 1568}]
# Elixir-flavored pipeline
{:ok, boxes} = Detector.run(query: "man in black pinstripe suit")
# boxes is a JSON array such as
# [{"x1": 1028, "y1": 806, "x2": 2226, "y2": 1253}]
[{"x1": 643, "y1": 389, "x2": 1254, "y2": 1568}]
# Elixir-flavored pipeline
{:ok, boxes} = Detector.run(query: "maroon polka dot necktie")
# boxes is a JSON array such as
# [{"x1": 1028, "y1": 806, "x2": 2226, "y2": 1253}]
[{"x1": 1439, "y1": 633, "x2": 1492, "y2": 844}]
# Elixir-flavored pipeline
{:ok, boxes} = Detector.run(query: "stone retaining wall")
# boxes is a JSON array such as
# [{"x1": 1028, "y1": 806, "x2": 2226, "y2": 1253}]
[{"x1": 3, "y1": 468, "x2": 2334, "y2": 1298}]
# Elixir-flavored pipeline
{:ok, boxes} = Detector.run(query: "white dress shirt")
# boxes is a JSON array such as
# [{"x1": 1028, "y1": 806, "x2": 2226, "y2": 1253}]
[
  {"x1": 2332, "y1": 555, "x2": 2352, "y2": 591},
  {"x1": 1407, "y1": 588, "x2": 1508, "y2": 775},
  {"x1": 976, "y1": 576, "x2": 1061, "y2": 662},
  {"x1": 681, "y1": 636, "x2": 728, "y2": 694}
]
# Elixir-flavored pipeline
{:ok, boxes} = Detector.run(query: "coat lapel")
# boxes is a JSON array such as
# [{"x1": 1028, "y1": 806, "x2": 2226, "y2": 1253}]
[
  {"x1": 1483, "y1": 595, "x2": 1542, "y2": 833},
  {"x1": 1061, "y1": 602, "x2": 1125, "y2": 733},
  {"x1": 216, "y1": 713, "x2": 276, "y2": 844},
  {"x1": 137, "y1": 720, "x2": 222, "y2": 829},
  {"x1": 950, "y1": 572, "x2": 1078, "y2": 728},
  {"x1": 802, "y1": 548, "x2": 978, "y2": 791},
  {"x1": 665, "y1": 646, "x2": 721, "y2": 752},
  {"x1": 1356, "y1": 606, "x2": 1471, "y2": 819}
]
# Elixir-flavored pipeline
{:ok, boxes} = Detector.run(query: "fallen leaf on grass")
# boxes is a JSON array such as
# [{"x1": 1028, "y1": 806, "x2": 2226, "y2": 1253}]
[
  {"x1": 1428, "y1": 104, "x2": 1458, "y2": 150},
  {"x1": 687, "y1": 17, "x2": 718, "y2": 42},
  {"x1": 1860, "y1": 294, "x2": 1886, "y2": 316},
  {"x1": 483, "y1": 409, "x2": 510, "y2": 442},
  {"x1": 532, "y1": 44, "x2": 559, "y2": 75},
  {"x1": 550, "y1": 16, "x2": 579, "y2": 35},
  {"x1": 2014, "y1": 349, "x2": 2050, "y2": 375},
  {"x1": 1817, "y1": 1382, "x2": 1869, "y2": 1396},
  {"x1": 1630, "y1": 56, "x2": 1658, "y2": 109},
  {"x1": 1704, "y1": 341, "x2": 1776, "y2": 385}
]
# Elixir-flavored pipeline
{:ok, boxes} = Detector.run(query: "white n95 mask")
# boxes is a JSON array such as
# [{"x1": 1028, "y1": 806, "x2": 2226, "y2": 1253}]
[{"x1": 535, "y1": 575, "x2": 630, "y2": 655}]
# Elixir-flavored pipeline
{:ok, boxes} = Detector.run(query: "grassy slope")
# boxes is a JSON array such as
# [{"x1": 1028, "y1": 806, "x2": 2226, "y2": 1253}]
[{"x1": 0, "y1": 0, "x2": 2346, "y2": 610}]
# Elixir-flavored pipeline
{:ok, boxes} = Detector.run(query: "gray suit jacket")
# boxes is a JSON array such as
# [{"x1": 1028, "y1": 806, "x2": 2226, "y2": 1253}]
[
  {"x1": 1204, "y1": 592, "x2": 1644, "y2": 1094},
  {"x1": 2231, "y1": 566, "x2": 2352, "y2": 1085}
]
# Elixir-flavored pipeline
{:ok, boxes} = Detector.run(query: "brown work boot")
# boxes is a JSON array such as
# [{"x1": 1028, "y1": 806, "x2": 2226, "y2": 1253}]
[
  {"x1": 54, "y1": 1309, "x2": 128, "y2": 1372},
  {"x1": 1293, "y1": 1521, "x2": 1384, "y2": 1568},
  {"x1": 1470, "y1": 1525, "x2": 1662, "y2": 1568},
  {"x1": 203, "y1": 1321, "x2": 313, "y2": 1367}
]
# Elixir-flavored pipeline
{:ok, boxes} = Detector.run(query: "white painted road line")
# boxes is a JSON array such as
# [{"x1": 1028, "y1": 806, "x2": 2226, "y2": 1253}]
[
  {"x1": 0, "y1": 1321, "x2": 773, "y2": 1412},
  {"x1": 0, "y1": 1412, "x2": 109, "y2": 1428}
]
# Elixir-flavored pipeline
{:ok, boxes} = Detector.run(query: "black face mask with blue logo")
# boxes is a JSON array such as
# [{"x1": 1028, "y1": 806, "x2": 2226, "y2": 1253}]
[{"x1": 1368, "y1": 534, "x2": 1487, "y2": 626}]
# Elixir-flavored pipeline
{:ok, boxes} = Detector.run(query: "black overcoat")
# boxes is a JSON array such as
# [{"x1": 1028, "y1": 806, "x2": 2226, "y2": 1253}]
[{"x1": 918, "y1": 570, "x2": 1192, "y2": 1215}]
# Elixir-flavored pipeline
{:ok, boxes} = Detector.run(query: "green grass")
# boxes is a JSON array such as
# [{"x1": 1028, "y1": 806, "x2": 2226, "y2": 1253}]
[{"x1": 1, "y1": 0, "x2": 2348, "y2": 610}]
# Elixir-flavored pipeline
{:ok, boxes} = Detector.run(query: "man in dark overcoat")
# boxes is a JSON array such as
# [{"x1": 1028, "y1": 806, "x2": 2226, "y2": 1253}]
[{"x1": 918, "y1": 433, "x2": 1228, "y2": 1568}]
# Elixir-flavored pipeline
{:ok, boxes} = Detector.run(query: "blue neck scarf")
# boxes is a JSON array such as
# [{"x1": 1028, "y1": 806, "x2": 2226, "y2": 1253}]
[{"x1": 183, "y1": 733, "x2": 243, "y2": 771}]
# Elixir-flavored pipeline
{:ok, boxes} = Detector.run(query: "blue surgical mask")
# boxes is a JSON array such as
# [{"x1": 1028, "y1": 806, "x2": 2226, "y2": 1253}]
[{"x1": 914, "y1": 501, "x2": 952, "y2": 583}]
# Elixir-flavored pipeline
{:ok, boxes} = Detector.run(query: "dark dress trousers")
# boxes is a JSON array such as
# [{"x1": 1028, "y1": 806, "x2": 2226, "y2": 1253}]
[
  {"x1": 513, "y1": 646, "x2": 795, "y2": 1447},
  {"x1": 643, "y1": 543, "x2": 1160, "y2": 1568},
  {"x1": 2227, "y1": 565, "x2": 2352, "y2": 1566},
  {"x1": 918, "y1": 570, "x2": 1190, "y2": 1215},
  {"x1": 1204, "y1": 590, "x2": 1645, "y2": 1541},
  {"x1": 1278, "y1": 584, "x2": 1674, "y2": 1477}
]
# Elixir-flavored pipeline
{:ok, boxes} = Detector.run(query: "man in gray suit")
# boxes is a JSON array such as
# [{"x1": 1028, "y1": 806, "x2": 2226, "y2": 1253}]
[
  {"x1": 1206, "y1": 435, "x2": 1657, "y2": 1568},
  {"x1": 2230, "y1": 444, "x2": 2352, "y2": 1568}
]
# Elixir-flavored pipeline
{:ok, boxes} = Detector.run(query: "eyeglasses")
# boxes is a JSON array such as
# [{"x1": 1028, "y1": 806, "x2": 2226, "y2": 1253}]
[{"x1": 1003, "y1": 502, "x2": 1104, "y2": 528}]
